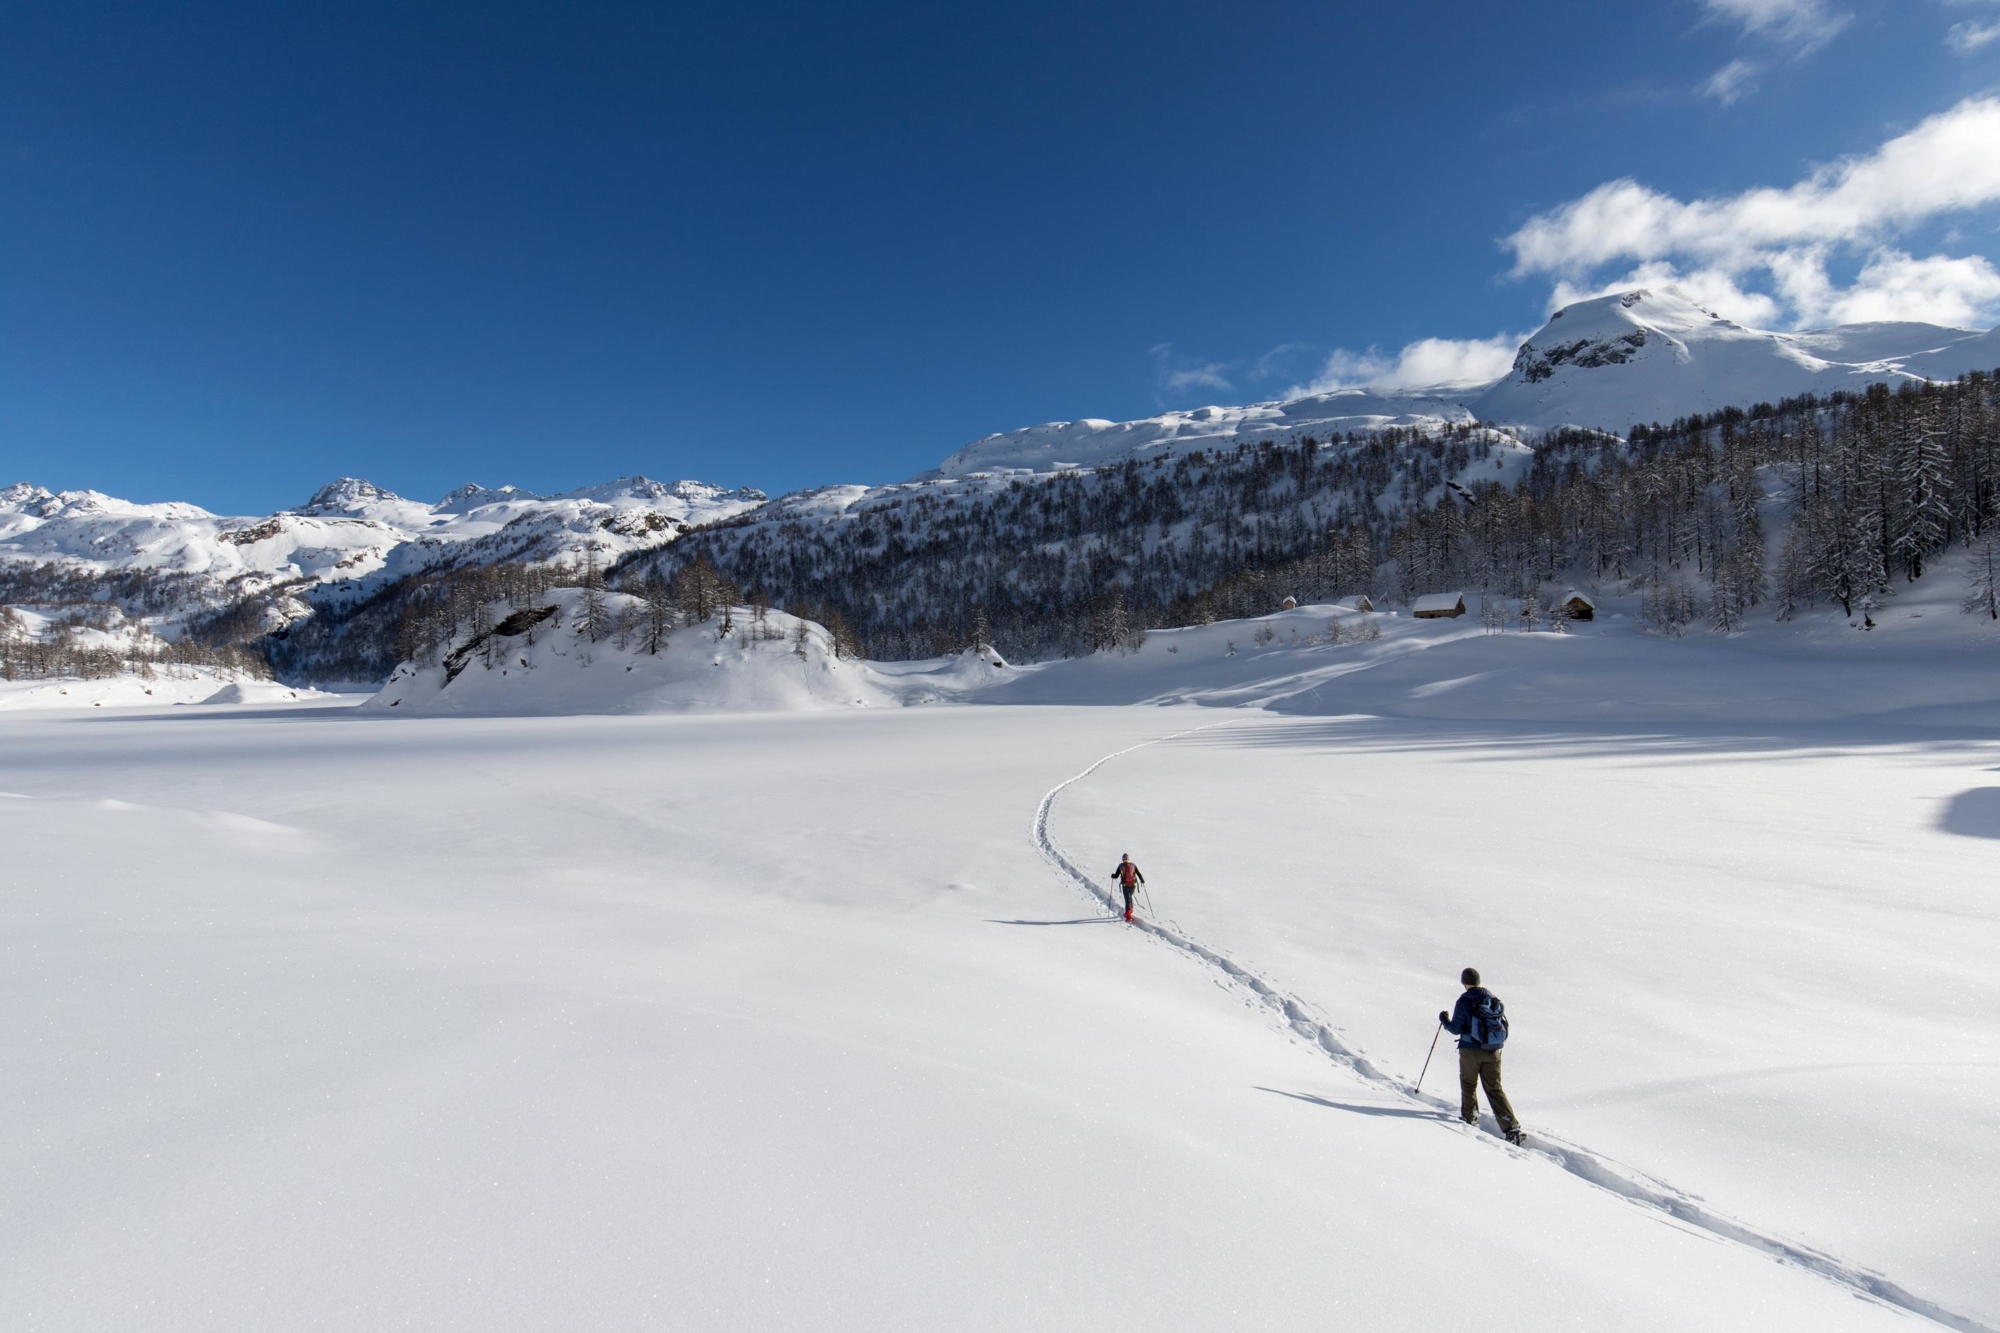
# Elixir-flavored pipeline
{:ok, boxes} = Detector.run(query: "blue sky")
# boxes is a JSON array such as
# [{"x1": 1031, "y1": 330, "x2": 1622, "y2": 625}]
[{"x1": 4, "y1": 0, "x2": 1999, "y2": 514}]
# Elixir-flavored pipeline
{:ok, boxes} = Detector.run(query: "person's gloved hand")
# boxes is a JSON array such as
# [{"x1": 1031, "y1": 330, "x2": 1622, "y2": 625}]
[{"x1": 1438, "y1": 1011, "x2": 1449, "y2": 1025}]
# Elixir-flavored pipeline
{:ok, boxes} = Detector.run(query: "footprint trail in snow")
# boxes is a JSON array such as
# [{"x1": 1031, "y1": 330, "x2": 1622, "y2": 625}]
[{"x1": 1031, "y1": 716, "x2": 1995, "y2": 1333}]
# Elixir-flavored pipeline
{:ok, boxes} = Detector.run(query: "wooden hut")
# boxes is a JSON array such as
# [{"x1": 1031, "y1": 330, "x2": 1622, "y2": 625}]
[
  {"x1": 1337, "y1": 594, "x2": 1375, "y2": 612},
  {"x1": 1412, "y1": 592, "x2": 1467, "y2": 619},
  {"x1": 1281, "y1": 596, "x2": 1298, "y2": 611},
  {"x1": 1557, "y1": 591, "x2": 1596, "y2": 621}
]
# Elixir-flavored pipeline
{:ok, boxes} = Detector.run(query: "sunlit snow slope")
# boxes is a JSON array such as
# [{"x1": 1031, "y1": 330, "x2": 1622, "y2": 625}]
[
  {"x1": 933, "y1": 289, "x2": 1997, "y2": 476},
  {"x1": 0, "y1": 475, "x2": 765, "y2": 592},
  {"x1": 363, "y1": 592, "x2": 1009, "y2": 715},
  {"x1": 3, "y1": 690, "x2": 1979, "y2": 1330}
]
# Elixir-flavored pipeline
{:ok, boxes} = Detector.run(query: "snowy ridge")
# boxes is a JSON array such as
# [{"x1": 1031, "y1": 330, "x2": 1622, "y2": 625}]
[
  {"x1": 1472, "y1": 289, "x2": 1990, "y2": 435},
  {"x1": 936, "y1": 391, "x2": 1478, "y2": 477},
  {"x1": 1034, "y1": 722, "x2": 1995, "y2": 1333},
  {"x1": 0, "y1": 474, "x2": 765, "y2": 593},
  {"x1": 935, "y1": 289, "x2": 1998, "y2": 476}
]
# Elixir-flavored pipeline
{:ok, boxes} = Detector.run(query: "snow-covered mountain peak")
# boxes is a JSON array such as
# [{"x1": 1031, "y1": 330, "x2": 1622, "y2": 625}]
[
  {"x1": 549, "y1": 475, "x2": 768, "y2": 508},
  {"x1": 3, "y1": 482, "x2": 55, "y2": 505},
  {"x1": 436, "y1": 482, "x2": 541, "y2": 513},
  {"x1": 1, "y1": 485, "x2": 215, "y2": 524},
  {"x1": 1, "y1": 471, "x2": 773, "y2": 622},
  {"x1": 2, "y1": 484, "x2": 62, "y2": 518},
  {"x1": 295, "y1": 477, "x2": 407, "y2": 517},
  {"x1": 935, "y1": 390, "x2": 1478, "y2": 477},
  {"x1": 917, "y1": 289, "x2": 1998, "y2": 480},
  {"x1": 1507, "y1": 288, "x2": 1753, "y2": 384},
  {"x1": 1469, "y1": 290, "x2": 1995, "y2": 433}
]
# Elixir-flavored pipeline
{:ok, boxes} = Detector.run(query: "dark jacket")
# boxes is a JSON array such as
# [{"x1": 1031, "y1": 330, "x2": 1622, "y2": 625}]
[
  {"x1": 1112, "y1": 861, "x2": 1144, "y2": 887},
  {"x1": 1441, "y1": 987, "x2": 1495, "y2": 1049}
]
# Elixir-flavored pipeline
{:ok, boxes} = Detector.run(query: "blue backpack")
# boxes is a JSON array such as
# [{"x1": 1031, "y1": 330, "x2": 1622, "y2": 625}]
[{"x1": 1467, "y1": 992, "x2": 1509, "y2": 1050}]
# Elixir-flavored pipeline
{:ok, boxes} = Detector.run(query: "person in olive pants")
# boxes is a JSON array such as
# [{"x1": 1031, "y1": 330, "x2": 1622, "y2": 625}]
[{"x1": 1439, "y1": 967, "x2": 1523, "y2": 1143}]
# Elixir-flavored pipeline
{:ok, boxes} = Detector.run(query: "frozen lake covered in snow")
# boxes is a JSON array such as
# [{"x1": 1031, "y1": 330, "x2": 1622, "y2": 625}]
[{"x1": 4, "y1": 601, "x2": 1997, "y2": 1330}]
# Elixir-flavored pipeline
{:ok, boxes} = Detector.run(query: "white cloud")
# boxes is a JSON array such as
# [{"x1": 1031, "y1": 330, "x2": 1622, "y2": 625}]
[
  {"x1": 1381, "y1": 334, "x2": 1529, "y2": 387},
  {"x1": 1947, "y1": 18, "x2": 2000, "y2": 51},
  {"x1": 1291, "y1": 333, "x2": 1529, "y2": 397},
  {"x1": 1698, "y1": 59, "x2": 1761, "y2": 105},
  {"x1": 1249, "y1": 342, "x2": 1313, "y2": 381},
  {"x1": 1165, "y1": 364, "x2": 1232, "y2": 392},
  {"x1": 1702, "y1": 0, "x2": 1851, "y2": 50},
  {"x1": 1796, "y1": 248, "x2": 2000, "y2": 326},
  {"x1": 1508, "y1": 97, "x2": 2000, "y2": 275},
  {"x1": 1149, "y1": 343, "x2": 1233, "y2": 395},
  {"x1": 1292, "y1": 348, "x2": 1393, "y2": 394},
  {"x1": 1504, "y1": 96, "x2": 2000, "y2": 329}
]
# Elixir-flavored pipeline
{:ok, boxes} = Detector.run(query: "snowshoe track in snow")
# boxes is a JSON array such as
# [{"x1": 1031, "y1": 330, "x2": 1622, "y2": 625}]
[{"x1": 1031, "y1": 718, "x2": 1994, "y2": 1333}]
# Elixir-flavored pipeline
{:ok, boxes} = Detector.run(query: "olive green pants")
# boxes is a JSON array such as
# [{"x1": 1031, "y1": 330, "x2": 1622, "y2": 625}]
[{"x1": 1458, "y1": 1047, "x2": 1519, "y2": 1131}]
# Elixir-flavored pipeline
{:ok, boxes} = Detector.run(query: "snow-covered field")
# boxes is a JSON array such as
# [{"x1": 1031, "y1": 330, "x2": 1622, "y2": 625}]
[
  {"x1": 0, "y1": 671, "x2": 336, "y2": 711},
  {"x1": 4, "y1": 597, "x2": 1996, "y2": 1330}
]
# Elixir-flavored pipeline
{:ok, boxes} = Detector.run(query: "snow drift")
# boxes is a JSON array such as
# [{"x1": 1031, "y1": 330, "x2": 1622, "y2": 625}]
[{"x1": 0, "y1": 670, "x2": 334, "y2": 711}]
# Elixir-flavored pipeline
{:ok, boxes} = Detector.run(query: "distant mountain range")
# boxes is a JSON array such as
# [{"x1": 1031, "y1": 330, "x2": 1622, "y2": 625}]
[
  {"x1": 0, "y1": 476, "x2": 766, "y2": 600},
  {"x1": 933, "y1": 289, "x2": 2000, "y2": 475},
  {"x1": 5, "y1": 285, "x2": 1997, "y2": 672}
]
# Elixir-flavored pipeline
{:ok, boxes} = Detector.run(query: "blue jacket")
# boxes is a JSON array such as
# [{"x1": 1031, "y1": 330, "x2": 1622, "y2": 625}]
[{"x1": 1441, "y1": 987, "x2": 1495, "y2": 1049}]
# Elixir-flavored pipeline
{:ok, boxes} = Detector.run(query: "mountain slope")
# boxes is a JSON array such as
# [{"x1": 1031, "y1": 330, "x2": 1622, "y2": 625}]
[
  {"x1": 1469, "y1": 289, "x2": 1990, "y2": 432},
  {"x1": 935, "y1": 390, "x2": 1477, "y2": 476},
  {"x1": 928, "y1": 290, "x2": 1997, "y2": 478},
  {"x1": 0, "y1": 475, "x2": 765, "y2": 604}
]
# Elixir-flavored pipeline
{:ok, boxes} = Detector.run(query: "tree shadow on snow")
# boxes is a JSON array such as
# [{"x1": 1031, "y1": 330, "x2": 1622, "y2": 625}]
[
  {"x1": 66, "y1": 703, "x2": 367, "y2": 723},
  {"x1": 1178, "y1": 715, "x2": 2000, "y2": 769},
  {"x1": 1257, "y1": 1087, "x2": 1456, "y2": 1121},
  {"x1": 1938, "y1": 787, "x2": 2000, "y2": 839}
]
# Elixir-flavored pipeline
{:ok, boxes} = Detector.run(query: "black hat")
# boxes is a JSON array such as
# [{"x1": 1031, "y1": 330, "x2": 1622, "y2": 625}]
[{"x1": 1461, "y1": 967, "x2": 1481, "y2": 986}]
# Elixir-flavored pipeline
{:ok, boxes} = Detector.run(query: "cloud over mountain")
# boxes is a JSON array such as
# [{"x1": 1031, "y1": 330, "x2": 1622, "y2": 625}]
[{"x1": 1505, "y1": 97, "x2": 2000, "y2": 330}]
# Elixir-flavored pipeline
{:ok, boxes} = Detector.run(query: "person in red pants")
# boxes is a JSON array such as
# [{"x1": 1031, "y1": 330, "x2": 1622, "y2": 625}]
[{"x1": 1110, "y1": 854, "x2": 1145, "y2": 922}]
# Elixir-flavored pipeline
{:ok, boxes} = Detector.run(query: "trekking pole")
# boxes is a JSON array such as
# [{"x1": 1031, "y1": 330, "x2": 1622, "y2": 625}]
[
  {"x1": 1141, "y1": 884, "x2": 1157, "y2": 920},
  {"x1": 1415, "y1": 1022, "x2": 1443, "y2": 1094}
]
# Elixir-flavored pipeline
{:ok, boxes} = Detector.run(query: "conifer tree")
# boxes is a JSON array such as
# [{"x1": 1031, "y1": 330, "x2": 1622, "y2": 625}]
[{"x1": 1965, "y1": 535, "x2": 2000, "y2": 620}]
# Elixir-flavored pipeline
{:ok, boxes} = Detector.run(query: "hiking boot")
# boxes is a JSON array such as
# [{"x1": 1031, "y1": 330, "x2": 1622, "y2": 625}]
[{"x1": 1505, "y1": 1128, "x2": 1527, "y2": 1145}]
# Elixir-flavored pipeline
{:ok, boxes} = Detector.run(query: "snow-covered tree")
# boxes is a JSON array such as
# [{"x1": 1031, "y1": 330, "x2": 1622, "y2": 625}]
[
  {"x1": 577, "y1": 547, "x2": 608, "y2": 644},
  {"x1": 1892, "y1": 392, "x2": 1952, "y2": 580},
  {"x1": 639, "y1": 575, "x2": 673, "y2": 655},
  {"x1": 1965, "y1": 535, "x2": 2000, "y2": 620},
  {"x1": 1643, "y1": 577, "x2": 1699, "y2": 638}
]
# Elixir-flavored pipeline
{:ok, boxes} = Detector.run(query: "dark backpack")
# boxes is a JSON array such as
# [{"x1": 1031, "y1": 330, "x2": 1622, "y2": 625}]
[{"x1": 1467, "y1": 992, "x2": 1508, "y2": 1050}]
